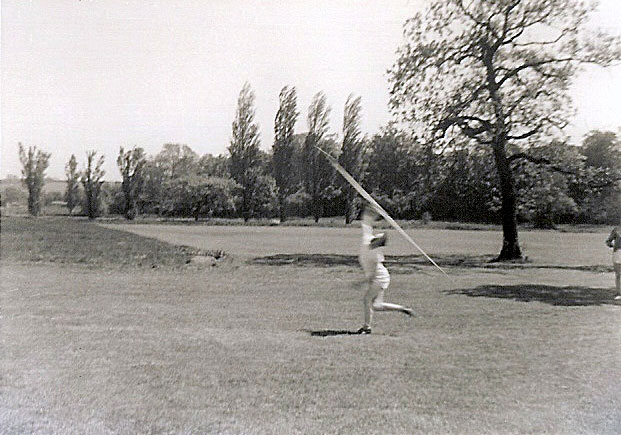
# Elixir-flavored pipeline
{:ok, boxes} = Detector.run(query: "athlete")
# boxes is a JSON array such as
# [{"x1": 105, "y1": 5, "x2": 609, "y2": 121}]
[
  {"x1": 357, "y1": 205, "x2": 413, "y2": 334},
  {"x1": 605, "y1": 226, "x2": 621, "y2": 300}
]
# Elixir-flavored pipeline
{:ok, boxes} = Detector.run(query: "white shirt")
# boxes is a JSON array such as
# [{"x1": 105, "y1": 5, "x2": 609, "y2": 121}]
[{"x1": 359, "y1": 221, "x2": 385, "y2": 278}]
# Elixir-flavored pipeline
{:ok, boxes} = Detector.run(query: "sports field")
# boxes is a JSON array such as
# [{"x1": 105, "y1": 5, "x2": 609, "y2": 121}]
[{"x1": 2, "y1": 217, "x2": 620, "y2": 434}]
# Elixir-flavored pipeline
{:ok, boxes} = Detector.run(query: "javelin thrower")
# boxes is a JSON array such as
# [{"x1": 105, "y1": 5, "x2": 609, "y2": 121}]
[
  {"x1": 357, "y1": 204, "x2": 413, "y2": 334},
  {"x1": 314, "y1": 145, "x2": 450, "y2": 333}
]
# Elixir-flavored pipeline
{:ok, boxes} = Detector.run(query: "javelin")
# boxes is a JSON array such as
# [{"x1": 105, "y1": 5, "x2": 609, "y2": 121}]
[{"x1": 315, "y1": 146, "x2": 450, "y2": 279}]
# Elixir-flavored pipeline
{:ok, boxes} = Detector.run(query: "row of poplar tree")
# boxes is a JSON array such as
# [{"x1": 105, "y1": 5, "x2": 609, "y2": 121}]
[{"x1": 14, "y1": 83, "x2": 621, "y2": 226}]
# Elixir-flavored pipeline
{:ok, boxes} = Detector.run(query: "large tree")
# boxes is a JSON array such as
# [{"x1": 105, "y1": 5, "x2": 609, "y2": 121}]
[
  {"x1": 580, "y1": 130, "x2": 621, "y2": 170},
  {"x1": 141, "y1": 144, "x2": 198, "y2": 216},
  {"x1": 140, "y1": 159, "x2": 167, "y2": 216},
  {"x1": 272, "y1": 86, "x2": 299, "y2": 222},
  {"x1": 389, "y1": 0, "x2": 621, "y2": 260},
  {"x1": 511, "y1": 140, "x2": 583, "y2": 228},
  {"x1": 154, "y1": 143, "x2": 198, "y2": 179},
  {"x1": 64, "y1": 154, "x2": 80, "y2": 215},
  {"x1": 301, "y1": 92, "x2": 336, "y2": 223},
  {"x1": 575, "y1": 130, "x2": 621, "y2": 223},
  {"x1": 339, "y1": 94, "x2": 366, "y2": 224},
  {"x1": 198, "y1": 154, "x2": 229, "y2": 178},
  {"x1": 428, "y1": 147, "x2": 498, "y2": 223},
  {"x1": 81, "y1": 151, "x2": 105, "y2": 219},
  {"x1": 365, "y1": 127, "x2": 430, "y2": 219},
  {"x1": 18, "y1": 143, "x2": 51, "y2": 216},
  {"x1": 228, "y1": 82, "x2": 262, "y2": 221},
  {"x1": 117, "y1": 146, "x2": 147, "y2": 220}
]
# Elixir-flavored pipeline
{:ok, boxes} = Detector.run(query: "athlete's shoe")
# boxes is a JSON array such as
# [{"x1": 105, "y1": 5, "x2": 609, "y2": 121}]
[
  {"x1": 357, "y1": 326, "x2": 372, "y2": 335},
  {"x1": 402, "y1": 307, "x2": 414, "y2": 317},
  {"x1": 614, "y1": 295, "x2": 621, "y2": 301}
]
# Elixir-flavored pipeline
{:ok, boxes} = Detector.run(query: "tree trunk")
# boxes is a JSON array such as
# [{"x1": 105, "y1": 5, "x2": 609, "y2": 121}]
[
  {"x1": 313, "y1": 195, "x2": 321, "y2": 223},
  {"x1": 28, "y1": 190, "x2": 36, "y2": 216},
  {"x1": 86, "y1": 188, "x2": 93, "y2": 219},
  {"x1": 27, "y1": 184, "x2": 42, "y2": 216},
  {"x1": 278, "y1": 194, "x2": 287, "y2": 223},
  {"x1": 124, "y1": 192, "x2": 133, "y2": 220},
  {"x1": 242, "y1": 185, "x2": 250, "y2": 222},
  {"x1": 492, "y1": 140, "x2": 522, "y2": 261},
  {"x1": 344, "y1": 190, "x2": 353, "y2": 224}
]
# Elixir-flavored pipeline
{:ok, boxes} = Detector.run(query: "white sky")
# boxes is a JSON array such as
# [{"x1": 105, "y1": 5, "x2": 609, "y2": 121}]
[{"x1": 2, "y1": 0, "x2": 620, "y2": 180}]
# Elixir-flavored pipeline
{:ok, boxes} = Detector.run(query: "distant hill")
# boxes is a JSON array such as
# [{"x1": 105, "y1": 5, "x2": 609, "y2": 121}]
[
  {"x1": 43, "y1": 179, "x2": 66, "y2": 194},
  {"x1": 1, "y1": 178, "x2": 66, "y2": 194}
]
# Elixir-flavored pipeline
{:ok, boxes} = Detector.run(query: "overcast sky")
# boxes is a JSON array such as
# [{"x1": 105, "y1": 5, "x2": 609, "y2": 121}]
[{"x1": 2, "y1": 0, "x2": 620, "y2": 180}]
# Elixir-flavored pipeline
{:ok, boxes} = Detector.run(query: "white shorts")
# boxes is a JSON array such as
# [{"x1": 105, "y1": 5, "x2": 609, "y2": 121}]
[
  {"x1": 613, "y1": 250, "x2": 621, "y2": 265},
  {"x1": 373, "y1": 264, "x2": 390, "y2": 289}
]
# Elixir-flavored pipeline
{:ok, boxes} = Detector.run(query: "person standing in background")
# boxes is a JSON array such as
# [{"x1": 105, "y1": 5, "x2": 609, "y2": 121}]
[{"x1": 605, "y1": 226, "x2": 621, "y2": 300}]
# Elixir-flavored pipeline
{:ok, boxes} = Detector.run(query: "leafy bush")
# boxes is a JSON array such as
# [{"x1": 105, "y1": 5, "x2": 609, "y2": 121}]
[
  {"x1": 105, "y1": 183, "x2": 126, "y2": 215},
  {"x1": 285, "y1": 189, "x2": 312, "y2": 218},
  {"x1": 161, "y1": 176, "x2": 240, "y2": 220}
]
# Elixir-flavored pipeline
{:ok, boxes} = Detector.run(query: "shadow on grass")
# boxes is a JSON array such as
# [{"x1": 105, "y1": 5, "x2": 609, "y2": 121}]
[
  {"x1": 305, "y1": 329, "x2": 363, "y2": 337},
  {"x1": 447, "y1": 284, "x2": 620, "y2": 306},
  {"x1": 252, "y1": 253, "x2": 493, "y2": 270},
  {"x1": 253, "y1": 254, "x2": 358, "y2": 267},
  {"x1": 252, "y1": 253, "x2": 613, "y2": 273}
]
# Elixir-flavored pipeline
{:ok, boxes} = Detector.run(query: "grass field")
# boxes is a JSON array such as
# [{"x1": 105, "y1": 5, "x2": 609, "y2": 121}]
[
  {"x1": 109, "y1": 222, "x2": 614, "y2": 268},
  {"x1": 0, "y1": 217, "x2": 214, "y2": 268},
  {"x1": 2, "y1": 216, "x2": 620, "y2": 434}
]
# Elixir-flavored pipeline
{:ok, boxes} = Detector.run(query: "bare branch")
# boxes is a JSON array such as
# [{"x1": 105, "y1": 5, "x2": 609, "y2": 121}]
[
  {"x1": 438, "y1": 115, "x2": 493, "y2": 136},
  {"x1": 496, "y1": 57, "x2": 574, "y2": 89},
  {"x1": 512, "y1": 30, "x2": 565, "y2": 48},
  {"x1": 506, "y1": 126, "x2": 541, "y2": 141}
]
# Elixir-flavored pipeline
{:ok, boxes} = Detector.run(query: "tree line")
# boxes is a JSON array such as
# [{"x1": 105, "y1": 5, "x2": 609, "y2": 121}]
[
  {"x1": 6, "y1": 1, "x2": 621, "y2": 262},
  {"x1": 12, "y1": 105, "x2": 621, "y2": 228}
]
